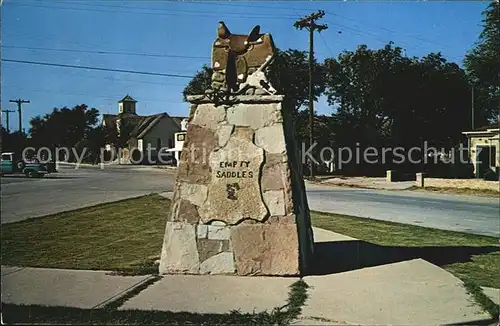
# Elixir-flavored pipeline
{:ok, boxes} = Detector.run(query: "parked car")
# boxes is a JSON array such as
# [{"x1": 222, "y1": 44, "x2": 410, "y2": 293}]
[{"x1": 0, "y1": 152, "x2": 51, "y2": 178}]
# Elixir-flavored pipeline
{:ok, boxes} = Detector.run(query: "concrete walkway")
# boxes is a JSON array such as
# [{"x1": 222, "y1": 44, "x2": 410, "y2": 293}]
[{"x1": 1, "y1": 227, "x2": 494, "y2": 325}]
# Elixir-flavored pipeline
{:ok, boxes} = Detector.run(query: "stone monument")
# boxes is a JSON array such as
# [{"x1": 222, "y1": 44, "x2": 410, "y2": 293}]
[{"x1": 159, "y1": 22, "x2": 315, "y2": 276}]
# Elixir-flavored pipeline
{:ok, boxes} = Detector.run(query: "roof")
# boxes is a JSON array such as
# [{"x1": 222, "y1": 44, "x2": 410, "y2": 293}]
[
  {"x1": 118, "y1": 95, "x2": 137, "y2": 103},
  {"x1": 170, "y1": 116, "x2": 188, "y2": 129},
  {"x1": 101, "y1": 112, "x2": 181, "y2": 139},
  {"x1": 462, "y1": 123, "x2": 500, "y2": 136}
]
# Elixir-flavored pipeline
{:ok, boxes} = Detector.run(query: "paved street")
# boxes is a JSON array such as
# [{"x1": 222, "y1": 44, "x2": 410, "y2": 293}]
[
  {"x1": 306, "y1": 182, "x2": 500, "y2": 237},
  {"x1": 1, "y1": 165, "x2": 498, "y2": 237},
  {"x1": 0, "y1": 164, "x2": 175, "y2": 224}
]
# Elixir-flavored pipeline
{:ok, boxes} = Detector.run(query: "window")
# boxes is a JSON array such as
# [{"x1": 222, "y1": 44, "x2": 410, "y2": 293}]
[
  {"x1": 1, "y1": 154, "x2": 11, "y2": 161},
  {"x1": 177, "y1": 133, "x2": 185, "y2": 142}
]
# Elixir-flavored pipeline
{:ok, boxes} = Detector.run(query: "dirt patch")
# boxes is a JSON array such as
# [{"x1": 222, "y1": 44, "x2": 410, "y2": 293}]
[{"x1": 425, "y1": 178, "x2": 499, "y2": 192}]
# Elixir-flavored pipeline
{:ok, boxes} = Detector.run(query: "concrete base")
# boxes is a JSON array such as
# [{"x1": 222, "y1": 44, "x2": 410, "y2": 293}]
[
  {"x1": 1, "y1": 266, "x2": 153, "y2": 309},
  {"x1": 302, "y1": 259, "x2": 490, "y2": 325},
  {"x1": 119, "y1": 274, "x2": 298, "y2": 313}
]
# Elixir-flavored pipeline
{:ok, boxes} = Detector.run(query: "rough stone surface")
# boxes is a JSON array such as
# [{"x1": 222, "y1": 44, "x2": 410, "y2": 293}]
[
  {"x1": 159, "y1": 222, "x2": 200, "y2": 274},
  {"x1": 177, "y1": 125, "x2": 217, "y2": 184},
  {"x1": 218, "y1": 125, "x2": 234, "y2": 148},
  {"x1": 191, "y1": 103, "x2": 226, "y2": 130},
  {"x1": 197, "y1": 224, "x2": 208, "y2": 239},
  {"x1": 255, "y1": 124, "x2": 286, "y2": 154},
  {"x1": 261, "y1": 153, "x2": 286, "y2": 191},
  {"x1": 226, "y1": 103, "x2": 281, "y2": 130},
  {"x1": 210, "y1": 221, "x2": 228, "y2": 226},
  {"x1": 196, "y1": 238, "x2": 230, "y2": 262},
  {"x1": 171, "y1": 200, "x2": 200, "y2": 223},
  {"x1": 178, "y1": 183, "x2": 208, "y2": 207},
  {"x1": 199, "y1": 252, "x2": 236, "y2": 274},
  {"x1": 266, "y1": 215, "x2": 296, "y2": 224},
  {"x1": 263, "y1": 190, "x2": 286, "y2": 216},
  {"x1": 230, "y1": 224, "x2": 300, "y2": 276},
  {"x1": 233, "y1": 126, "x2": 254, "y2": 142},
  {"x1": 199, "y1": 136, "x2": 268, "y2": 225},
  {"x1": 208, "y1": 225, "x2": 231, "y2": 240}
]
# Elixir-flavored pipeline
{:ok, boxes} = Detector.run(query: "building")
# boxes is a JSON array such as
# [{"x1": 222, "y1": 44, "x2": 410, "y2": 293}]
[
  {"x1": 102, "y1": 95, "x2": 187, "y2": 163},
  {"x1": 462, "y1": 123, "x2": 499, "y2": 178}
]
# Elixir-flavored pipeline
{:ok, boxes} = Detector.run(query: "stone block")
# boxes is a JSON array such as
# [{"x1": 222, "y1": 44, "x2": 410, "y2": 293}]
[
  {"x1": 255, "y1": 124, "x2": 286, "y2": 154},
  {"x1": 198, "y1": 136, "x2": 268, "y2": 224},
  {"x1": 196, "y1": 238, "x2": 230, "y2": 262},
  {"x1": 226, "y1": 103, "x2": 280, "y2": 130},
  {"x1": 416, "y1": 172, "x2": 425, "y2": 187},
  {"x1": 170, "y1": 200, "x2": 200, "y2": 224},
  {"x1": 261, "y1": 153, "x2": 286, "y2": 191},
  {"x1": 197, "y1": 224, "x2": 208, "y2": 239},
  {"x1": 230, "y1": 224, "x2": 300, "y2": 276},
  {"x1": 262, "y1": 190, "x2": 286, "y2": 216},
  {"x1": 191, "y1": 103, "x2": 226, "y2": 130},
  {"x1": 218, "y1": 125, "x2": 234, "y2": 148},
  {"x1": 208, "y1": 225, "x2": 231, "y2": 240},
  {"x1": 199, "y1": 252, "x2": 235, "y2": 275},
  {"x1": 177, "y1": 125, "x2": 217, "y2": 184},
  {"x1": 178, "y1": 183, "x2": 208, "y2": 207},
  {"x1": 159, "y1": 222, "x2": 200, "y2": 274},
  {"x1": 233, "y1": 126, "x2": 254, "y2": 142}
]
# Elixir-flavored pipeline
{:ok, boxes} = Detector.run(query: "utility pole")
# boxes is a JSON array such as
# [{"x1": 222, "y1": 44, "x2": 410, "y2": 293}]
[
  {"x1": 9, "y1": 99, "x2": 30, "y2": 135},
  {"x1": 294, "y1": 10, "x2": 328, "y2": 179},
  {"x1": 1, "y1": 109, "x2": 15, "y2": 132}
]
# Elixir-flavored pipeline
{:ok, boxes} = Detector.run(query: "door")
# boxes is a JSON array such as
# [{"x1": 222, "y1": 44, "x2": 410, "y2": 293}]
[{"x1": 475, "y1": 145, "x2": 492, "y2": 178}]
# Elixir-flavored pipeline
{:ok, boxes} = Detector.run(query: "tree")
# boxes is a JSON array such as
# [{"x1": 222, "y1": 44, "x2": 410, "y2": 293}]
[
  {"x1": 29, "y1": 104, "x2": 101, "y2": 161},
  {"x1": 324, "y1": 43, "x2": 472, "y2": 175},
  {"x1": 182, "y1": 65, "x2": 213, "y2": 101},
  {"x1": 464, "y1": 1, "x2": 500, "y2": 124}
]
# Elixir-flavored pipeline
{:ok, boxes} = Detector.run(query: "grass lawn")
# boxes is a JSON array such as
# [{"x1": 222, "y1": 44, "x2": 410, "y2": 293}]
[
  {"x1": 1, "y1": 194, "x2": 168, "y2": 274},
  {"x1": 2, "y1": 194, "x2": 499, "y2": 288}
]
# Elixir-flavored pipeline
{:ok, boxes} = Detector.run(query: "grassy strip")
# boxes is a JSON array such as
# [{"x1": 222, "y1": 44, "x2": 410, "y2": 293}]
[
  {"x1": 101, "y1": 276, "x2": 162, "y2": 310},
  {"x1": 1, "y1": 279, "x2": 309, "y2": 325},
  {"x1": 2, "y1": 194, "x2": 498, "y2": 287},
  {"x1": 312, "y1": 211, "x2": 500, "y2": 288},
  {"x1": 463, "y1": 279, "x2": 500, "y2": 319}
]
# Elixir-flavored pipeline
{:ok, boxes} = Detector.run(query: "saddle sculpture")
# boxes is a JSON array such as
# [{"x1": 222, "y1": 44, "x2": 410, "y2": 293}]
[{"x1": 209, "y1": 22, "x2": 277, "y2": 96}]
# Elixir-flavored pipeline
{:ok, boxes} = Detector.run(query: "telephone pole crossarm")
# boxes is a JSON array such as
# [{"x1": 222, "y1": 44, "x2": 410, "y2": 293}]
[{"x1": 9, "y1": 98, "x2": 30, "y2": 134}]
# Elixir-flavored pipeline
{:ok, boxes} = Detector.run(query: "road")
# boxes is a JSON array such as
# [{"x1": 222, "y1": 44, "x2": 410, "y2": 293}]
[
  {"x1": 0, "y1": 164, "x2": 175, "y2": 224},
  {"x1": 306, "y1": 182, "x2": 499, "y2": 237},
  {"x1": 1, "y1": 165, "x2": 498, "y2": 237}
]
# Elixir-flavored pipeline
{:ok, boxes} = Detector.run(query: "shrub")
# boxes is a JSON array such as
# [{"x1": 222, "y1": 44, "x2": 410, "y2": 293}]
[{"x1": 483, "y1": 169, "x2": 499, "y2": 181}]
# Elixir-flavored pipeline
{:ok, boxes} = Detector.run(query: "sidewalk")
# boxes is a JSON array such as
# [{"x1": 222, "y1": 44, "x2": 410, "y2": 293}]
[{"x1": 1, "y1": 227, "x2": 494, "y2": 325}]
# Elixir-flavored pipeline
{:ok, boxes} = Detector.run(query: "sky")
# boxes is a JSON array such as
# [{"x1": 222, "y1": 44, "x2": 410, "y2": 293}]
[{"x1": 0, "y1": 0, "x2": 490, "y2": 132}]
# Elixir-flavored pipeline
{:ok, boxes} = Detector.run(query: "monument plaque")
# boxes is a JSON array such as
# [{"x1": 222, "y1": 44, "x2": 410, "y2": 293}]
[
  {"x1": 199, "y1": 135, "x2": 268, "y2": 224},
  {"x1": 159, "y1": 22, "x2": 315, "y2": 276}
]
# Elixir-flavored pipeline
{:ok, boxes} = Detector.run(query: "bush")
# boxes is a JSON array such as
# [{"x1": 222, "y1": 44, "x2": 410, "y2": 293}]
[{"x1": 483, "y1": 169, "x2": 499, "y2": 181}]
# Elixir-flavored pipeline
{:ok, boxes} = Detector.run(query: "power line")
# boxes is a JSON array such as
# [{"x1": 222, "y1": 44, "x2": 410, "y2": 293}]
[
  {"x1": 1, "y1": 45, "x2": 211, "y2": 60},
  {"x1": 2, "y1": 59, "x2": 195, "y2": 79},
  {"x1": 6, "y1": 2, "x2": 299, "y2": 20},
  {"x1": 3, "y1": 86, "x2": 185, "y2": 104}
]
